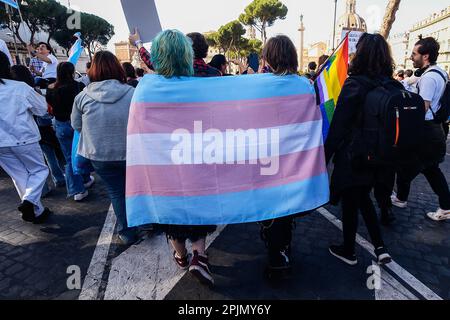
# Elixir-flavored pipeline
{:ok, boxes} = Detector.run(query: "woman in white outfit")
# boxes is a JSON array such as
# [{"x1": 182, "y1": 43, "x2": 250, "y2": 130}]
[{"x1": 0, "y1": 52, "x2": 51, "y2": 224}]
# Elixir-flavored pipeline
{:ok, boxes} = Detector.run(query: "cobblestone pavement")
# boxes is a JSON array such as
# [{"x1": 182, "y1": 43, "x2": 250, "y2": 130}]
[
  {"x1": 1, "y1": 137, "x2": 449, "y2": 300},
  {"x1": 0, "y1": 170, "x2": 111, "y2": 299},
  {"x1": 164, "y1": 139, "x2": 450, "y2": 300}
]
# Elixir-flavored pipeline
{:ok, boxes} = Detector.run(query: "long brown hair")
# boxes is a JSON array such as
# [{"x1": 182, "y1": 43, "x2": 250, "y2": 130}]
[
  {"x1": 88, "y1": 51, "x2": 126, "y2": 83},
  {"x1": 349, "y1": 33, "x2": 395, "y2": 78}
]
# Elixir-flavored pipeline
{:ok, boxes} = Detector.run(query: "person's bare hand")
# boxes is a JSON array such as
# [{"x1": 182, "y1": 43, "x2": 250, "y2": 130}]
[
  {"x1": 247, "y1": 67, "x2": 256, "y2": 74},
  {"x1": 129, "y1": 28, "x2": 141, "y2": 46}
]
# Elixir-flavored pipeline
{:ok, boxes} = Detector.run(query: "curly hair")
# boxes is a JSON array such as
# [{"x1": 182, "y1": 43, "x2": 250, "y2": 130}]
[
  {"x1": 151, "y1": 30, "x2": 194, "y2": 78},
  {"x1": 186, "y1": 32, "x2": 209, "y2": 59}
]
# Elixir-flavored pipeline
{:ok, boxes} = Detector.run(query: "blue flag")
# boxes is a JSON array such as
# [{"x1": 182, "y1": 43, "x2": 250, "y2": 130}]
[
  {"x1": 68, "y1": 32, "x2": 84, "y2": 66},
  {"x1": 1, "y1": 0, "x2": 19, "y2": 9}
]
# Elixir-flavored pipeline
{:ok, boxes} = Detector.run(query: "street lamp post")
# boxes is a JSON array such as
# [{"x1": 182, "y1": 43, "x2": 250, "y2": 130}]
[{"x1": 332, "y1": 0, "x2": 338, "y2": 51}]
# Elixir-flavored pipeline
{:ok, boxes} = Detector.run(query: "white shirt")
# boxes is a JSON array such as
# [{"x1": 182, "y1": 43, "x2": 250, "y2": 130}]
[
  {"x1": 40, "y1": 54, "x2": 58, "y2": 79},
  {"x1": 0, "y1": 79, "x2": 47, "y2": 147},
  {"x1": 0, "y1": 39, "x2": 13, "y2": 66},
  {"x1": 417, "y1": 65, "x2": 448, "y2": 121}
]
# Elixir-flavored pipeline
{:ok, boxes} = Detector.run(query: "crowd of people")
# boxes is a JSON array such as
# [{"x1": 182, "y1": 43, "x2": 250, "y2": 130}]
[{"x1": 0, "y1": 28, "x2": 449, "y2": 287}]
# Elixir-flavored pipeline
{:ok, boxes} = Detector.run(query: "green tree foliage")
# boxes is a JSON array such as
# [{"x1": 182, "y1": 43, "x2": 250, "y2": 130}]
[
  {"x1": 2, "y1": 0, "x2": 114, "y2": 60},
  {"x1": 239, "y1": 0, "x2": 288, "y2": 43},
  {"x1": 217, "y1": 20, "x2": 246, "y2": 54}
]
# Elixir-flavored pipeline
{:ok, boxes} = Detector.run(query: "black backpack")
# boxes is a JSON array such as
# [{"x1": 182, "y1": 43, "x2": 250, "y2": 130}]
[
  {"x1": 423, "y1": 69, "x2": 450, "y2": 124},
  {"x1": 350, "y1": 77, "x2": 425, "y2": 167}
]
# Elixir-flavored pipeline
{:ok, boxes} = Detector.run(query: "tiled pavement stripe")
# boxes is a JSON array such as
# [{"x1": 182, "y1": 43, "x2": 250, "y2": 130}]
[{"x1": 78, "y1": 205, "x2": 116, "y2": 300}]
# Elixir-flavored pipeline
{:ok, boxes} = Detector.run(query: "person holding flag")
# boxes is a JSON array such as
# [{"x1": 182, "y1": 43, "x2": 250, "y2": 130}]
[
  {"x1": 27, "y1": 42, "x2": 58, "y2": 88},
  {"x1": 324, "y1": 33, "x2": 394, "y2": 266}
]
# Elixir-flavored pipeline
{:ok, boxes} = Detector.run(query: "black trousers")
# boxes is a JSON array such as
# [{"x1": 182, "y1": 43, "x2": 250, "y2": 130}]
[
  {"x1": 373, "y1": 169, "x2": 396, "y2": 214},
  {"x1": 396, "y1": 121, "x2": 450, "y2": 210},
  {"x1": 341, "y1": 187, "x2": 385, "y2": 254},
  {"x1": 396, "y1": 164, "x2": 450, "y2": 210},
  {"x1": 260, "y1": 215, "x2": 294, "y2": 252}
]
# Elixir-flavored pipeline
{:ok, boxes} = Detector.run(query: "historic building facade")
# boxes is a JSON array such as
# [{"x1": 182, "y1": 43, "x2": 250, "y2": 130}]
[{"x1": 389, "y1": 6, "x2": 450, "y2": 73}]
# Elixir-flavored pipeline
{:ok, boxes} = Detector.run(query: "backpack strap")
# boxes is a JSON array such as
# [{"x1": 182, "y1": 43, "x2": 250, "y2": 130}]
[
  {"x1": 420, "y1": 68, "x2": 449, "y2": 120},
  {"x1": 425, "y1": 69, "x2": 449, "y2": 83}
]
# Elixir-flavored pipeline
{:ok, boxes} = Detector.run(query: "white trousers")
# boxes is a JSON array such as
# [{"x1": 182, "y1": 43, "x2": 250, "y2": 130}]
[{"x1": 0, "y1": 143, "x2": 49, "y2": 216}]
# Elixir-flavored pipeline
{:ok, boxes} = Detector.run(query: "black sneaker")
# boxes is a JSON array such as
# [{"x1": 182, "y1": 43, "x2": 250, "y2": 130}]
[
  {"x1": 18, "y1": 200, "x2": 35, "y2": 222},
  {"x1": 380, "y1": 208, "x2": 396, "y2": 226},
  {"x1": 329, "y1": 245, "x2": 358, "y2": 266},
  {"x1": 33, "y1": 208, "x2": 52, "y2": 224},
  {"x1": 189, "y1": 250, "x2": 214, "y2": 287},
  {"x1": 375, "y1": 247, "x2": 392, "y2": 265}
]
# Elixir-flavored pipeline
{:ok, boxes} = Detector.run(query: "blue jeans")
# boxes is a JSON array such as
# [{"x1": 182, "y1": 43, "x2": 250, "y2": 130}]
[
  {"x1": 90, "y1": 160, "x2": 132, "y2": 234},
  {"x1": 40, "y1": 143, "x2": 65, "y2": 186},
  {"x1": 54, "y1": 120, "x2": 87, "y2": 197}
]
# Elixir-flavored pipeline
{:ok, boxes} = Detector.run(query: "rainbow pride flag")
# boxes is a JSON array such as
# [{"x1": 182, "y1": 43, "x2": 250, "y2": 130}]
[
  {"x1": 315, "y1": 35, "x2": 349, "y2": 140},
  {"x1": 126, "y1": 74, "x2": 330, "y2": 227}
]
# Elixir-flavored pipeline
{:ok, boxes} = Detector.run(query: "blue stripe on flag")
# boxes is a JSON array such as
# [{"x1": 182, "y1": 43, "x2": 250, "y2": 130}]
[
  {"x1": 0, "y1": 0, "x2": 18, "y2": 9},
  {"x1": 125, "y1": 173, "x2": 330, "y2": 227},
  {"x1": 68, "y1": 39, "x2": 83, "y2": 66},
  {"x1": 133, "y1": 73, "x2": 316, "y2": 104}
]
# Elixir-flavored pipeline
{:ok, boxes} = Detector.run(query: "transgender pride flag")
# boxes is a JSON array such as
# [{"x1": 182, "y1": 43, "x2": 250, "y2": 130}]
[{"x1": 126, "y1": 73, "x2": 330, "y2": 227}]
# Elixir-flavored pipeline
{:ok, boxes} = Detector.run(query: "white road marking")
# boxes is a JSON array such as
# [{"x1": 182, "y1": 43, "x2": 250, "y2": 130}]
[
  {"x1": 103, "y1": 225, "x2": 226, "y2": 300},
  {"x1": 317, "y1": 207, "x2": 443, "y2": 300},
  {"x1": 375, "y1": 262, "x2": 418, "y2": 300},
  {"x1": 78, "y1": 205, "x2": 116, "y2": 300}
]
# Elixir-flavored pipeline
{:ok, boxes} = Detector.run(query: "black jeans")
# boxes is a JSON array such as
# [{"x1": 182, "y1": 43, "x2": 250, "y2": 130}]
[
  {"x1": 396, "y1": 164, "x2": 450, "y2": 210},
  {"x1": 396, "y1": 121, "x2": 450, "y2": 210},
  {"x1": 373, "y1": 169, "x2": 395, "y2": 214},
  {"x1": 341, "y1": 187, "x2": 385, "y2": 254},
  {"x1": 260, "y1": 216, "x2": 294, "y2": 253}
]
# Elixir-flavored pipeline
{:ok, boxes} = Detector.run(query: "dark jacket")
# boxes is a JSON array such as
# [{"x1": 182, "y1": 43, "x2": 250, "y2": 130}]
[
  {"x1": 325, "y1": 76, "x2": 381, "y2": 203},
  {"x1": 46, "y1": 81, "x2": 85, "y2": 122}
]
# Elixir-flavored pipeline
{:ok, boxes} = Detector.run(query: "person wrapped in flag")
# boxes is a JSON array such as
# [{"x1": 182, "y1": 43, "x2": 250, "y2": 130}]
[{"x1": 126, "y1": 30, "x2": 329, "y2": 285}]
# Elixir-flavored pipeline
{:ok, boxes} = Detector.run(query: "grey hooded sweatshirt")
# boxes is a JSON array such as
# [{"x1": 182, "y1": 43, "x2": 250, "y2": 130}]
[{"x1": 71, "y1": 79, "x2": 135, "y2": 161}]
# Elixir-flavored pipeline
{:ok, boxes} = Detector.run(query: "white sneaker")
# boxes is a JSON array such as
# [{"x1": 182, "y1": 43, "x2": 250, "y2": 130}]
[
  {"x1": 427, "y1": 208, "x2": 450, "y2": 221},
  {"x1": 84, "y1": 175, "x2": 95, "y2": 189},
  {"x1": 391, "y1": 193, "x2": 407, "y2": 208},
  {"x1": 74, "y1": 190, "x2": 89, "y2": 201}
]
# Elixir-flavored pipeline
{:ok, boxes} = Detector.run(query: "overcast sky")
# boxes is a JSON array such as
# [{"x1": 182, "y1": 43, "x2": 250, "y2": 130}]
[{"x1": 60, "y1": 0, "x2": 449, "y2": 51}]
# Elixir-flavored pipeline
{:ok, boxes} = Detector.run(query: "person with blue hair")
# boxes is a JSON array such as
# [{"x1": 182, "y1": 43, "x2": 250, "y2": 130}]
[{"x1": 139, "y1": 29, "x2": 217, "y2": 287}]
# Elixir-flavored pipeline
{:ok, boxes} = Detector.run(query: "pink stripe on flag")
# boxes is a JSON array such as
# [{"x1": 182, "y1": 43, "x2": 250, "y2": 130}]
[
  {"x1": 126, "y1": 146, "x2": 325, "y2": 197},
  {"x1": 127, "y1": 94, "x2": 319, "y2": 134}
]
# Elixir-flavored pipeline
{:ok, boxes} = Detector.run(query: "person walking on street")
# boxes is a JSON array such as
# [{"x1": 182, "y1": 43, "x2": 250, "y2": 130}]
[
  {"x1": 71, "y1": 51, "x2": 138, "y2": 245},
  {"x1": 392, "y1": 37, "x2": 450, "y2": 221},
  {"x1": 46, "y1": 62, "x2": 92, "y2": 201},
  {"x1": 0, "y1": 52, "x2": 51, "y2": 224},
  {"x1": 325, "y1": 33, "x2": 394, "y2": 266}
]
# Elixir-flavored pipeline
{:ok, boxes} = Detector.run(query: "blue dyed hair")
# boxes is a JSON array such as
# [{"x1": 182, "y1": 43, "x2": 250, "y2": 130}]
[{"x1": 150, "y1": 29, "x2": 194, "y2": 78}]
